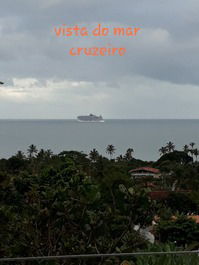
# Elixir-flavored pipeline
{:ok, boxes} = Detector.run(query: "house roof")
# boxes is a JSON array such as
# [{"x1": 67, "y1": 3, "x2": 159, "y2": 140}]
[
  {"x1": 154, "y1": 215, "x2": 199, "y2": 224},
  {"x1": 149, "y1": 191, "x2": 170, "y2": 200},
  {"x1": 146, "y1": 183, "x2": 157, "y2": 188},
  {"x1": 188, "y1": 215, "x2": 199, "y2": 224},
  {"x1": 129, "y1": 167, "x2": 160, "y2": 174},
  {"x1": 149, "y1": 190, "x2": 191, "y2": 200}
]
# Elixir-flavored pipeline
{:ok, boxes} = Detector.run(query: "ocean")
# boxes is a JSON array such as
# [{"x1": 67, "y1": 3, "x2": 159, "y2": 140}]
[{"x1": 0, "y1": 119, "x2": 199, "y2": 161}]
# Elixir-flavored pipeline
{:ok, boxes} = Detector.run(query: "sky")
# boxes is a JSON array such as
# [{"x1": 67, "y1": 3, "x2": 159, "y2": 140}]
[{"x1": 1, "y1": 0, "x2": 199, "y2": 119}]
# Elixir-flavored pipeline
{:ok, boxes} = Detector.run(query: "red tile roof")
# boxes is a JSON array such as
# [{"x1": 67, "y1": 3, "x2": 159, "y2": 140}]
[
  {"x1": 149, "y1": 190, "x2": 191, "y2": 200},
  {"x1": 154, "y1": 215, "x2": 199, "y2": 224},
  {"x1": 149, "y1": 191, "x2": 170, "y2": 200},
  {"x1": 188, "y1": 216, "x2": 199, "y2": 224},
  {"x1": 129, "y1": 167, "x2": 160, "y2": 174}
]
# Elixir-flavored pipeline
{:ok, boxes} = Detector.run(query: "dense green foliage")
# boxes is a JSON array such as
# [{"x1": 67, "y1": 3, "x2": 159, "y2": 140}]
[
  {"x1": 1, "y1": 144, "x2": 199, "y2": 264},
  {"x1": 135, "y1": 244, "x2": 199, "y2": 265},
  {"x1": 156, "y1": 217, "x2": 199, "y2": 246}
]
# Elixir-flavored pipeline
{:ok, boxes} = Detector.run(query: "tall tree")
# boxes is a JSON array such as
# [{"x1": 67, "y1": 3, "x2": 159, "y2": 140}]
[
  {"x1": 116, "y1": 155, "x2": 123, "y2": 162},
  {"x1": 124, "y1": 148, "x2": 134, "y2": 161},
  {"x1": 45, "y1": 149, "x2": 53, "y2": 158},
  {"x1": 166, "y1": 141, "x2": 175, "y2": 152},
  {"x1": 106, "y1": 144, "x2": 116, "y2": 159},
  {"x1": 37, "y1": 149, "x2": 45, "y2": 160},
  {"x1": 193, "y1": 148, "x2": 199, "y2": 162},
  {"x1": 27, "y1": 144, "x2": 38, "y2": 159},
  {"x1": 183, "y1": 144, "x2": 189, "y2": 153},
  {"x1": 15, "y1": 150, "x2": 26, "y2": 160},
  {"x1": 190, "y1": 142, "x2": 195, "y2": 149},
  {"x1": 159, "y1": 146, "x2": 168, "y2": 156},
  {"x1": 190, "y1": 143, "x2": 196, "y2": 159},
  {"x1": 89, "y1": 148, "x2": 99, "y2": 162}
]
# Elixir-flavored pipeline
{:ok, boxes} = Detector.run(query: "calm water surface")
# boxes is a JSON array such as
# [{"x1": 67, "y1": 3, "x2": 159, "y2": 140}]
[{"x1": 0, "y1": 119, "x2": 198, "y2": 161}]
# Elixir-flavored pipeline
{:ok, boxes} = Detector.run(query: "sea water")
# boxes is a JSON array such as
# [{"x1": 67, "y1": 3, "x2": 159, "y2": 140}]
[{"x1": 0, "y1": 119, "x2": 199, "y2": 161}]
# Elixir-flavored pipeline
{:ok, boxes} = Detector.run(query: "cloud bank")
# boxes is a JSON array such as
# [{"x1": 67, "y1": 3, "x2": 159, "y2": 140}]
[{"x1": 0, "y1": 0, "x2": 199, "y2": 118}]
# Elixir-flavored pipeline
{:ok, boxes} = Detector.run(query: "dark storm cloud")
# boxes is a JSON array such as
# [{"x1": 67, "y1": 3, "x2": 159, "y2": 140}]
[
  {"x1": 0, "y1": 0, "x2": 199, "y2": 84},
  {"x1": 1, "y1": 0, "x2": 199, "y2": 118}
]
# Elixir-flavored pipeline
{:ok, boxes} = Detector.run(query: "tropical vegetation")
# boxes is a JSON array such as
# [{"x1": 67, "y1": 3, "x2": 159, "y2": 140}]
[{"x1": 0, "y1": 142, "x2": 199, "y2": 264}]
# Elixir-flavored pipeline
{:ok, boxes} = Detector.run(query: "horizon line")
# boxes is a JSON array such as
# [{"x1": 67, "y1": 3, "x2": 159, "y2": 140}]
[{"x1": 0, "y1": 118, "x2": 199, "y2": 120}]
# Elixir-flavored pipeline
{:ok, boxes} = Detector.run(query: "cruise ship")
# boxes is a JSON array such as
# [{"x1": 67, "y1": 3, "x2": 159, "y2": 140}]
[{"x1": 77, "y1": 114, "x2": 104, "y2": 122}]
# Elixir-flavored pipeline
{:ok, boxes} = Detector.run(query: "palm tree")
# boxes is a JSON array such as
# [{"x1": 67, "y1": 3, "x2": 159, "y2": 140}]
[
  {"x1": 89, "y1": 148, "x2": 99, "y2": 162},
  {"x1": 125, "y1": 148, "x2": 134, "y2": 161},
  {"x1": 106, "y1": 144, "x2": 116, "y2": 159},
  {"x1": 190, "y1": 142, "x2": 195, "y2": 149},
  {"x1": 45, "y1": 149, "x2": 53, "y2": 158},
  {"x1": 27, "y1": 144, "x2": 38, "y2": 158},
  {"x1": 183, "y1": 144, "x2": 189, "y2": 153},
  {"x1": 37, "y1": 149, "x2": 53, "y2": 160},
  {"x1": 166, "y1": 141, "x2": 175, "y2": 152},
  {"x1": 193, "y1": 148, "x2": 199, "y2": 162},
  {"x1": 15, "y1": 150, "x2": 26, "y2": 160},
  {"x1": 37, "y1": 148, "x2": 45, "y2": 159},
  {"x1": 159, "y1": 146, "x2": 168, "y2": 156},
  {"x1": 116, "y1": 155, "x2": 123, "y2": 162},
  {"x1": 189, "y1": 142, "x2": 196, "y2": 159}
]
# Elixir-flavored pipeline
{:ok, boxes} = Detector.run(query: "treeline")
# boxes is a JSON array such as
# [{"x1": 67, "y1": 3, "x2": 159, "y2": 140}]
[
  {"x1": 159, "y1": 141, "x2": 199, "y2": 161},
  {"x1": 1, "y1": 144, "x2": 199, "y2": 264}
]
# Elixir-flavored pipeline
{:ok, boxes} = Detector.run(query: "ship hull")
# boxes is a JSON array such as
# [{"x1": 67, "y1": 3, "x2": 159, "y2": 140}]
[
  {"x1": 77, "y1": 114, "x2": 104, "y2": 122},
  {"x1": 77, "y1": 119, "x2": 104, "y2": 122}
]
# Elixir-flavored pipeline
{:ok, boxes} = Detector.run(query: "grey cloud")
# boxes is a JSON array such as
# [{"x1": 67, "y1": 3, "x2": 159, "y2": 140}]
[{"x1": 0, "y1": 0, "x2": 199, "y2": 118}]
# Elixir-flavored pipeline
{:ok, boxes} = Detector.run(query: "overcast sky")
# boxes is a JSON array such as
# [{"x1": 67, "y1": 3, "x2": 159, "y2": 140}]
[{"x1": 0, "y1": 0, "x2": 199, "y2": 118}]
